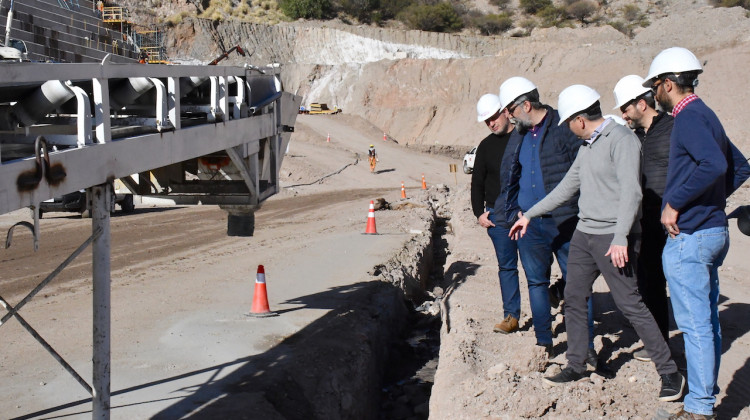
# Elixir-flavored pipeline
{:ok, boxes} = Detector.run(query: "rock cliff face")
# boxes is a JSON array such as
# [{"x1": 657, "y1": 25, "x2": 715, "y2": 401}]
[{"x1": 166, "y1": 7, "x2": 750, "y2": 150}]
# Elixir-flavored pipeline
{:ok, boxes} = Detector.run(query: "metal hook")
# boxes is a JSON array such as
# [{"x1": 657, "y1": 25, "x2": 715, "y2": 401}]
[
  {"x1": 5, "y1": 220, "x2": 38, "y2": 251},
  {"x1": 16, "y1": 136, "x2": 48, "y2": 191}
]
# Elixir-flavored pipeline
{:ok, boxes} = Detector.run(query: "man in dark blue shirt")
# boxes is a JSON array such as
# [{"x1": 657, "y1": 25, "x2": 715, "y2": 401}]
[
  {"x1": 643, "y1": 47, "x2": 749, "y2": 420},
  {"x1": 498, "y1": 77, "x2": 595, "y2": 361}
]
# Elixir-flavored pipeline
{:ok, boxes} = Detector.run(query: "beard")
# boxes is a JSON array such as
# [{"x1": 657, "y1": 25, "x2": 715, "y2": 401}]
[
  {"x1": 491, "y1": 120, "x2": 510, "y2": 134},
  {"x1": 655, "y1": 94, "x2": 672, "y2": 113},
  {"x1": 512, "y1": 117, "x2": 534, "y2": 131}
]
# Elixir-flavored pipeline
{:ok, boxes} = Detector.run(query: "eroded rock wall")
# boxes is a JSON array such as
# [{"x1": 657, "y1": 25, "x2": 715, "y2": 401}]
[{"x1": 167, "y1": 8, "x2": 750, "y2": 151}]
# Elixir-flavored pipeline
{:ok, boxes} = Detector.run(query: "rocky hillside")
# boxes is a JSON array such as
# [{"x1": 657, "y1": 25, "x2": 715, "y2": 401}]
[{"x1": 116, "y1": 0, "x2": 750, "y2": 151}]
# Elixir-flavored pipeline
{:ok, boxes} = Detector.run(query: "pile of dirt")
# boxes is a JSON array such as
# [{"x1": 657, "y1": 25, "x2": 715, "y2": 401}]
[{"x1": 429, "y1": 184, "x2": 750, "y2": 419}]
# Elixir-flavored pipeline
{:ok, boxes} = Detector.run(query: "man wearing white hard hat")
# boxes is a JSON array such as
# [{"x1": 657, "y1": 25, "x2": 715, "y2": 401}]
[
  {"x1": 509, "y1": 85, "x2": 684, "y2": 403},
  {"x1": 471, "y1": 94, "x2": 522, "y2": 334},
  {"x1": 496, "y1": 77, "x2": 597, "y2": 360},
  {"x1": 643, "y1": 47, "x2": 750, "y2": 420},
  {"x1": 613, "y1": 74, "x2": 674, "y2": 358}
]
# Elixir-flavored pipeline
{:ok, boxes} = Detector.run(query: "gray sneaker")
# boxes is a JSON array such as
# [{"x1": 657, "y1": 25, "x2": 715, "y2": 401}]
[{"x1": 634, "y1": 349, "x2": 652, "y2": 362}]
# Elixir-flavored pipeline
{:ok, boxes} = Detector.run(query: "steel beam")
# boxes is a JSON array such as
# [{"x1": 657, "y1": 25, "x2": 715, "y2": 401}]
[{"x1": 91, "y1": 183, "x2": 112, "y2": 419}]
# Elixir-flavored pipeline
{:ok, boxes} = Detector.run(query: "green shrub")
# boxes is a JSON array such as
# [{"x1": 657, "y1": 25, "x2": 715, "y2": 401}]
[
  {"x1": 337, "y1": 0, "x2": 379, "y2": 22},
  {"x1": 607, "y1": 19, "x2": 630, "y2": 36},
  {"x1": 473, "y1": 13, "x2": 513, "y2": 35},
  {"x1": 378, "y1": 0, "x2": 415, "y2": 19},
  {"x1": 397, "y1": 2, "x2": 464, "y2": 32},
  {"x1": 711, "y1": 0, "x2": 750, "y2": 10},
  {"x1": 489, "y1": 0, "x2": 511, "y2": 9},
  {"x1": 566, "y1": 0, "x2": 597, "y2": 22},
  {"x1": 279, "y1": 0, "x2": 331, "y2": 19},
  {"x1": 621, "y1": 4, "x2": 640, "y2": 21},
  {"x1": 537, "y1": 5, "x2": 566, "y2": 27},
  {"x1": 165, "y1": 11, "x2": 190, "y2": 26},
  {"x1": 520, "y1": 0, "x2": 553, "y2": 14},
  {"x1": 520, "y1": 17, "x2": 537, "y2": 34}
]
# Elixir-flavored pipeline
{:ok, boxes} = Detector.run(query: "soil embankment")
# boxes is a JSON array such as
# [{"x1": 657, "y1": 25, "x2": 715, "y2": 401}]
[{"x1": 166, "y1": 5, "x2": 750, "y2": 154}]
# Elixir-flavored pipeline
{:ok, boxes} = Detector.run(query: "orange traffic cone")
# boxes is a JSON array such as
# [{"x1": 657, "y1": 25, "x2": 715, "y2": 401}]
[
  {"x1": 365, "y1": 201, "x2": 378, "y2": 234},
  {"x1": 248, "y1": 265, "x2": 278, "y2": 317},
  {"x1": 383, "y1": 132, "x2": 387, "y2": 142},
  {"x1": 421, "y1": 174, "x2": 427, "y2": 189},
  {"x1": 327, "y1": 133, "x2": 330, "y2": 143},
  {"x1": 400, "y1": 182, "x2": 407, "y2": 199}
]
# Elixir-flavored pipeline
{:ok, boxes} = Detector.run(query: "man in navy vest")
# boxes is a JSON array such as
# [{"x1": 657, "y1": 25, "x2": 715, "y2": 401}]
[{"x1": 498, "y1": 77, "x2": 595, "y2": 363}]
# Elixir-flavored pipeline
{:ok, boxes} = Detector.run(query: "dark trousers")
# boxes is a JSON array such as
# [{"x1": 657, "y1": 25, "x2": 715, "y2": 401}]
[
  {"x1": 564, "y1": 230, "x2": 676, "y2": 375},
  {"x1": 638, "y1": 214, "x2": 670, "y2": 341}
]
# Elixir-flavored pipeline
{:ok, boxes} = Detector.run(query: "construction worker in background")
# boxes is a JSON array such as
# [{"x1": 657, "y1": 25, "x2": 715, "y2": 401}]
[
  {"x1": 471, "y1": 94, "x2": 521, "y2": 334},
  {"x1": 139, "y1": 50, "x2": 148, "y2": 64},
  {"x1": 498, "y1": 77, "x2": 596, "y2": 363},
  {"x1": 510, "y1": 85, "x2": 684, "y2": 404},
  {"x1": 613, "y1": 74, "x2": 674, "y2": 360},
  {"x1": 96, "y1": 0, "x2": 103, "y2": 17},
  {"x1": 643, "y1": 47, "x2": 749, "y2": 420},
  {"x1": 368, "y1": 144, "x2": 378, "y2": 173}
]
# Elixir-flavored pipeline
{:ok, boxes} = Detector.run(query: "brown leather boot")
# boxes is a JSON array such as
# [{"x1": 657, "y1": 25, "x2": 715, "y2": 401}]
[
  {"x1": 668, "y1": 408, "x2": 715, "y2": 419},
  {"x1": 493, "y1": 314, "x2": 519, "y2": 334}
]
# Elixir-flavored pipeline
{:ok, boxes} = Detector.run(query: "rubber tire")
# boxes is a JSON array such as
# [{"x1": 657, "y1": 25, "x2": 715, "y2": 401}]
[
  {"x1": 463, "y1": 161, "x2": 472, "y2": 174},
  {"x1": 227, "y1": 213, "x2": 255, "y2": 237},
  {"x1": 120, "y1": 195, "x2": 135, "y2": 213}
]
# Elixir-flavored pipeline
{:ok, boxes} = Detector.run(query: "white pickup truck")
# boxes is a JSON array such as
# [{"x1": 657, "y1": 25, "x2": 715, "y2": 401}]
[{"x1": 463, "y1": 146, "x2": 477, "y2": 174}]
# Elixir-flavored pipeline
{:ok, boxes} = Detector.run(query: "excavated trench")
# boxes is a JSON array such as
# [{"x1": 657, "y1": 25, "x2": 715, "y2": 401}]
[
  {"x1": 370, "y1": 190, "x2": 453, "y2": 420},
  {"x1": 376, "y1": 213, "x2": 450, "y2": 420},
  {"x1": 202, "y1": 189, "x2": 454, "y2": 419}
]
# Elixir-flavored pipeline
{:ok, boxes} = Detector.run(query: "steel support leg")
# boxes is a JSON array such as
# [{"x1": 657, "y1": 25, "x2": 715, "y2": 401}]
[{"x1": 91, "y1": 184, "x2": 111, "y2": 419}]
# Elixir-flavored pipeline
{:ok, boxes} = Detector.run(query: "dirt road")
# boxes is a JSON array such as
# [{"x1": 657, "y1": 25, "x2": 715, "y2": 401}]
[
  {"x1": 3, "y1": 113, "x2": 749, "y2": 419},
  {"x1": 0, "y1": 115, "x2": 461, "y2": 419}
]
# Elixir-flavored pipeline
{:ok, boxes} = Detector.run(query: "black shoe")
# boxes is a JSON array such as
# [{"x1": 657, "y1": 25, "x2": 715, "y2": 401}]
[
  {"x1": 549, "y1": 283, "x2": 563, "y2": 308},
  {"x1": 539, "y1": 343, "x2": 554, "y2": 357},
  {"x1": 659, "y1": 371, "x2": 685, "y2": 402},
  {"x1": 543, "y1": 366, "x2": 584, "y2": 386},
  {"x1": 586, "y1": 348, "x2": 598, "y2": 368}
]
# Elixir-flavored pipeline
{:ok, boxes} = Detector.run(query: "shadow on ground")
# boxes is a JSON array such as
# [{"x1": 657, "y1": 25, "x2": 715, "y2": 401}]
[{"x1": 13, "y1": 281, "x2": 409, "y2": 420}]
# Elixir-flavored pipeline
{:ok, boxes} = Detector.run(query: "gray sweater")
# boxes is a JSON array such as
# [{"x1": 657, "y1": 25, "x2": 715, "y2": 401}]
[{"x1": 525, "y1": 121, "x2": 642, "y2": 246}]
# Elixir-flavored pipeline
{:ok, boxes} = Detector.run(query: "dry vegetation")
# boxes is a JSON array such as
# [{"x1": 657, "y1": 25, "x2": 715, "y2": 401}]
[{"x1": 120, "y1": 0, "x2": 749, "y2": 39}]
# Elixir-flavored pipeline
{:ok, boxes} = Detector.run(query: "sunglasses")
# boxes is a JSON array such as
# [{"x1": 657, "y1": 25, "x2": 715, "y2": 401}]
[
  {"x1": 507, "y1": 102, "x2": 520, "y2": 115},
  {"x1": 619, "y1": 99, "x2": 636, "y2": 114},
  {"x1": 650, "y1": 78, "x2": 665, "y2": 94}
]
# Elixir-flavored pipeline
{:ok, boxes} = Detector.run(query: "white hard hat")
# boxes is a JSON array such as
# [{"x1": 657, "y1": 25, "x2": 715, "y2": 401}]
[
  {"x1": 557, "y1": 84, "x2": 601, "y2": 126},
  {"x1": 613, "y1": 75, "x2": 651, "y2": 110},
  {"x1": 643, "y1": 47, "x2": 702, "y2": 87},
  {"x1": 603, "y1": 114, "x2": 627, "y2": 125},
  {"x1": 476, "y1": 94, "x2": 502, "y2": 122},
  {"x1": 498, "y1": 77, "x2": 537, "y2": 110}
]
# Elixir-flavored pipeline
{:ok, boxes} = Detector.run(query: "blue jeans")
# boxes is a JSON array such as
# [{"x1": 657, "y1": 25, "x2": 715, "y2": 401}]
[
  {"x1": 517, "y1": 217, "x2": 568, "y2": 345},
  {"x1": 486, "y1": 208, "x2": 520, "y2": 319},
  {"x1": 663, "y1": 226, "x2": 729, "y2": 416}
]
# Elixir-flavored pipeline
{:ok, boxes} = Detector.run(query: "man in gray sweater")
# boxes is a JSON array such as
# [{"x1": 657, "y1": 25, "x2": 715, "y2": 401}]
[{"x1": 509, "y1": 85, "x2": 684, "y2": 402}]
